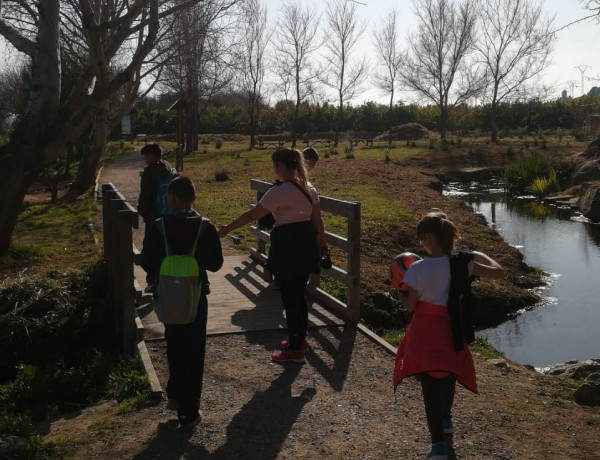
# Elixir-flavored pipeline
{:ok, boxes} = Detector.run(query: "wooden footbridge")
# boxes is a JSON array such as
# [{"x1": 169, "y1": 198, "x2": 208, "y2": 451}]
[{"x1": 97, "y1": 154, "x2": 375, "y2": 396}]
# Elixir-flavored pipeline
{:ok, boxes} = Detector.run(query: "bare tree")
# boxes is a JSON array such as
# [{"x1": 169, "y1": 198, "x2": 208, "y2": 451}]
[
  {"x1": 475, "y1": 0, "x2": 555, "y2": 142},
  {"x1": 372, "y1": 9, "x2": 403, "y2": 146},
  {"x1": 236, "y1": 0, "x2": 270, "y2": 149},
  {"x1": 273, "y1": 1, "x2": 321, "y2": 147},
  {"x1": 582, "y1": 1, "x2": 600, "y2": 14},
  {"x1": 0, "y1": 0, "x2": 203, "y2": 255},
  {"x1": 323, "y1": 0, "x2": 368, "y2": 146},
  {"x1": 401, "y1": 0, "x2": 485, "y2": 142},
  {"x1": 158, "y1": 0, "x2": 238, "y2": 154}
]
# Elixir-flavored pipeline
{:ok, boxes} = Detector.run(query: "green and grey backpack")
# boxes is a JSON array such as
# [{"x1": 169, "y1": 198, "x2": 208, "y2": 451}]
[{"x1": 156, "y1": 217, "x2": 208, "y2": 325}]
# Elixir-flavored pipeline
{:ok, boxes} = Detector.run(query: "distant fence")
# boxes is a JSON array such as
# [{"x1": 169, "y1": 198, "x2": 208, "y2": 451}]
[
  {"x1": 248, "y1": 179, "x2": 362, "y2": 322},
  {"x1": 101, "y1": 183, "x2": 139, "y2": 356}
]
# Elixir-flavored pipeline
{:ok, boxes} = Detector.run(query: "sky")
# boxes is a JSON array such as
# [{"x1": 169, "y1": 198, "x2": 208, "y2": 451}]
[
  {"x1": 263, "y1": 0, "x2": 600, "y2": 104},
  {"x1": 1, "y1": 0, "x2": 599, "y2": 106}
]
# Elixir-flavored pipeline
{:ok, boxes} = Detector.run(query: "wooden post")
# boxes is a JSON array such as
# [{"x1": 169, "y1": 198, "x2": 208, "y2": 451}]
[
  {"x1": 102, "y1": 185, "x2": 122, "y2": 336},
  {"x1": 116, "y1": 206, "x2": 137, "y2": 356},
  {"x1": 256, "y1": 189, "x2": 268, "y2": 257},
  {"x1": 347, "y1": 202, "x2": 361, "y2": 323},
  {"x1": 169, "y1": 98, "x2": 185, "y2": 171},
  {"x1": 101, "y1": 184, "x2": 116, "y2": 259},
  {"x1": 109, "y1": 197, "x2": 125, "y2": 338}
]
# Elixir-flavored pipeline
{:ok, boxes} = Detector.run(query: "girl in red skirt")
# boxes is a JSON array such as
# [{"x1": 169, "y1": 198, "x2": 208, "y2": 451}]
[{"x1": 394, "y1": 211, "x2": 503, "y2": 459}]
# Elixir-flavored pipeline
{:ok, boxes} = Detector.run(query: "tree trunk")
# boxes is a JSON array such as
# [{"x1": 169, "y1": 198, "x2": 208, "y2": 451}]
[
  {"x1": 0, "y1": 0, "x2": 61, "y2": 254},
  {"x1": 388, "y1": 92, "x2": 394, "y2": 147},
  {"x1": 248, "y1": 94, "x2": 256, "y2": 150},
  {"x1": 440, "y1": 106, "x2": 449, "y2": 143},
  {"x1": 291, "y1": 101, "x2": 299, "y2": 148},
  {"x1": 490, "y1": 102, "x2": 498, "y2": 143},
  {"x1": 71, "y1": 102, "x2": 109, "y2": 196},
  {"x1": 335, "y1": 94, "x2": 343, "y2": 147},
  {"x1": 0, "y1": 149, "x2": 35, "y2": 254},
  {"x1": 185, "y1": 84, "x2": 199, "y2": 154}
]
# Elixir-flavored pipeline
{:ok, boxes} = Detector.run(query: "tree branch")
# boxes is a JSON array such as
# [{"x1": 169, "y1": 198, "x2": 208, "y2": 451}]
[{"x1": 0, "y1": 9, "x2": 35, "y2": 56}]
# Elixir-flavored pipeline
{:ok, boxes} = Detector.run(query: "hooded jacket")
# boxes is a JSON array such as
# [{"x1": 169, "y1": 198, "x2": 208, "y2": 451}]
[{"x1": 138, "y1": 159, "x2": 172, "y2": 225}]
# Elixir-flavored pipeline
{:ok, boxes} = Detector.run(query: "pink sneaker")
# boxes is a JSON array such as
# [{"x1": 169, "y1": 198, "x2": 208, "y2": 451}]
[
  {"x1": 280, "y1": 339, "x2": 308, "y2": 352},
  {"x1": 271, "y1": 348, "x2": 306, "y2": 363}
]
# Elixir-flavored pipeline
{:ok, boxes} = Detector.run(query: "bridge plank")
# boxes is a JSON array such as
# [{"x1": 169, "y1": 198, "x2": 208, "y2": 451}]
[{"x1": 134, "y1": 255, "x2": 344, "y2": 340}]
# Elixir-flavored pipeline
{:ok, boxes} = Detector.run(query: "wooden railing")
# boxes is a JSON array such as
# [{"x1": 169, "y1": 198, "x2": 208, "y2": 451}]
[
  {"x1": 248, "y1": 179, "x2": 362, "y2": 322},
  {"x1": 101, "y1": 183, "x2": 139, "y2": 356}
]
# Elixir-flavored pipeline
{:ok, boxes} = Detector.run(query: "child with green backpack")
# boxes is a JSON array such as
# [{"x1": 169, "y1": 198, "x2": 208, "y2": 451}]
[{"x1": 141, "y1": 176, "x2": 223, "y2": 429}]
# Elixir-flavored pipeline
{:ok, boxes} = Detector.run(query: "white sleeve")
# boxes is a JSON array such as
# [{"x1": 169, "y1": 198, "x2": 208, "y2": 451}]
[{"x1": 259, "y1": 186, "x2": 281, "y2": 212}]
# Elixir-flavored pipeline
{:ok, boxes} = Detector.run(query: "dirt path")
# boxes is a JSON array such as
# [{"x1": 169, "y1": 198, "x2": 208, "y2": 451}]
[
  {"x1": 44, "y1": 329, "x2": 600, "y2": 459},
  {"x1": 43, "y1": 152, "x2": 600, "y2": 459}
]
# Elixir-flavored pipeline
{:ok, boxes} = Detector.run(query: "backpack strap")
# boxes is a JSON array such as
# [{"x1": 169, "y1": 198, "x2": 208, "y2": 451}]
[
  {"x1": 286, "y1": 180, "x2": 314, "y2": 205},
  {"x1": 158, "y1": 218, "x2": 170, "y2": 256},
  {"x1": 189, "y1": 218, "x2": 209, "y2": 256},
  {"x1": 158, "y1": 216, "x2": 208, "y2": 257}
]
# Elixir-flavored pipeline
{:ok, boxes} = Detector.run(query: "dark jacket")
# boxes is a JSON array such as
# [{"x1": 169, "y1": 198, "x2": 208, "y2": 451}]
[
  {"x1": 140, "y1": 211, "x2": 224, "y2": 297},
  {"x1": 448, "y1": 251, "x2": 476, "y2": 351},
  {"x1": 138, "y1": 159, "x2": 172, "y2": 225}
]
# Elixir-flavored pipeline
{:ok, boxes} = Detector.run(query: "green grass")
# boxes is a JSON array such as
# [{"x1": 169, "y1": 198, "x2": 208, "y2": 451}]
[
  {"x1": 181, "y1": 148, "x2": 415, "y2": 253},
  {"x1": 381, "y1": 329, "x2": 404, "y2": 347},
  {"x1": 88, "y1": 417, "x2": 118, "y2": 435},
  {"x1": 470, "y1": 336, "x2": 505, "y2": 359},
  {"x1": 0, "y1": 243, "x2": 42, "y2": 271},
  {"x1": 12, "y1": 196, "x2": 99, "y2": 272}
]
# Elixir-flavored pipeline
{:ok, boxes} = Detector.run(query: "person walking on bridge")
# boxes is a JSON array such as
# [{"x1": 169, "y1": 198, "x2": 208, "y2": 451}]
[{"x1": 218, "y1": 147, "x2": 328, "y2": 364}]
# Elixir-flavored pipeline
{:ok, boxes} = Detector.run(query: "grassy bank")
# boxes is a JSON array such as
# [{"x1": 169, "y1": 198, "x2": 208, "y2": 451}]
[{"x1": 0, "y1": 146, "x2": 151, "y2": 458}]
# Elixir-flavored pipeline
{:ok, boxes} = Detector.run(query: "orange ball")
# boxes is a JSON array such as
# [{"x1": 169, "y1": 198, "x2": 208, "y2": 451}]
[{"x1": 389, "y1": 252, "x2": 421, "y2": 291}]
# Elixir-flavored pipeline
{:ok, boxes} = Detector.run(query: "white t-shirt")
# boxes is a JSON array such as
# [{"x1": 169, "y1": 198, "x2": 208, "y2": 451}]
[
  {"x1": 259, "y1": 181, "x2": 318, "y2": 226},
  {"x1": 403, "y1": 256, "x2": 474, "y2": 307}
]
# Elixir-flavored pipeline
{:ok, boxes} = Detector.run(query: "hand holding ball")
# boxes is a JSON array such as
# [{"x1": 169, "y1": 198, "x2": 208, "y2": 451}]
[{"x1": 389, "y1": 252, "x2": 421, "y2": 291}]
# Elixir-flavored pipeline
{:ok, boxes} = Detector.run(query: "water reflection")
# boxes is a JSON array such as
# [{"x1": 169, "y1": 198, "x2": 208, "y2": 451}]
[
  {"x1": 444, "y1": 181, "x2": 600, "y2": 368},
  {"x1": 585, "y1": 221, "x2": 600, "y2": 247}
]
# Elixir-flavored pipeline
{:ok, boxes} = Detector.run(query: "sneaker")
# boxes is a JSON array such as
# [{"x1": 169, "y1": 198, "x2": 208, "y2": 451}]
[
  {"x1": 271, "y1": 348, "x2": 305, "y2": 363},
  {"x1": 178, "y1": 413, "x2": 201, "y2": 429},
  {"x1": 166, "y1": 399, "x2": 179, "y2": 411},
  {"x1": 280, "y1": 339, "x2": 308, "y2": 352},
  {"x1": 442, "y1": 416, "x2": 453, "y2": 434},
  {"x1": 426, "y1": 442, "x2": 447, "y2": 460}
]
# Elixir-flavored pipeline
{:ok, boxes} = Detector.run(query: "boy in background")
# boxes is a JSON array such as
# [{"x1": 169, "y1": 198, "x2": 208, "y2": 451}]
[
  {"x1": 138, "y1": 143, "x2": 174, "y2": 236},
  {"x1": 302, "y1": 147, "x2": 319, "y2": 170}
]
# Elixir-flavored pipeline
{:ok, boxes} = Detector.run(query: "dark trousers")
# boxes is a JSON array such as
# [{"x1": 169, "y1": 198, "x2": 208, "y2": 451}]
[
  {"x1": 420, "y1": 373, "x2": 457, "y2": 443},
  {"x1": 164, "y1": 296, "x2": 208, "y2": 423},
  {"x1": 276, "y1": 271, "x2": 311, "y2": 350}
]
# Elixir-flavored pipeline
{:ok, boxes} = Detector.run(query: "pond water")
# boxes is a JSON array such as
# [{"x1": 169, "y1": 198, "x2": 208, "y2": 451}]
[{"x1": 444, "y1": 181, "x2": 600, "y2": 369}]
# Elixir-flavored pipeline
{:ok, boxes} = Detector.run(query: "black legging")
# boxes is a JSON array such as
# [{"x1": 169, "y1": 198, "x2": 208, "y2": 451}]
[
  {"x1": 276, "y1": 271, "x2": 311, "y2": 351},
  {"x1": 420, "y1": 373, "x2": 457, "y2": 443}
]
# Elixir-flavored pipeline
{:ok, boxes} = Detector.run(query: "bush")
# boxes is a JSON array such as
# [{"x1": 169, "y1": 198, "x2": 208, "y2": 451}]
[
  {"x1": 215, "y1": 169, "x2": 230, "y2": 181},
  {"x1": 106, "y1": 357, "x2": 152, "y2": 413},
  {"x1": 0, "y1": 261, "x2": 128, "y2": 417},
  {"x1": 503, "y1": 153, "x2": 556, "y2": 193},
  {"x1": 215, "y1": 138, "x2": 223, "y2": 149},
  {"x1": 528, "y1": 169, "x2": 558, "y2": 198}
]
